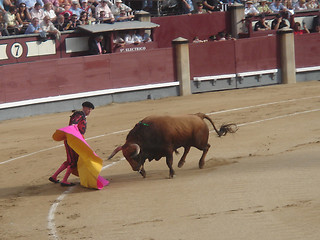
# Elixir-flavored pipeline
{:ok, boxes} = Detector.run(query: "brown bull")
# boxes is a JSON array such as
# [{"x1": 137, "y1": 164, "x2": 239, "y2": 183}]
[{"x1": 108, "y1": 113, "x2": 237, "y2": 178}]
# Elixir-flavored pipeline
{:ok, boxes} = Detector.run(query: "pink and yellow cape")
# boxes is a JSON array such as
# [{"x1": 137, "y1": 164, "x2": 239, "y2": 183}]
[{"x1": 52, "y1": 125, "x2": 109, "y2": 190}]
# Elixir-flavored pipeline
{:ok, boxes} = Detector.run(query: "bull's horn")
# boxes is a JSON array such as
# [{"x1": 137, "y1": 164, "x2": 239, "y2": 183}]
[
  {"x1": 108, "y1": 146, "x2": 122, "y2": 159},
  {"x1": 130, "y1": 144, "x2": 140, "y2": 158}
]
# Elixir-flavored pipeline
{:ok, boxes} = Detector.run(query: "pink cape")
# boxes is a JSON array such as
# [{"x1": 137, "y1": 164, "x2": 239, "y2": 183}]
[{"x1": 52, "y1": 125, "x2": 109, "y2": 190}]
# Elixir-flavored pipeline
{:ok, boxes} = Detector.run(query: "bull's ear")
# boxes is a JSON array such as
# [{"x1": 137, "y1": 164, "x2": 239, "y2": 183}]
[
  {"x1": 129, "y1": 144, "x2": 140, "y2": 158},
  {"x1": 108, "y1": 146, "x2": 122, "y2": 159}
]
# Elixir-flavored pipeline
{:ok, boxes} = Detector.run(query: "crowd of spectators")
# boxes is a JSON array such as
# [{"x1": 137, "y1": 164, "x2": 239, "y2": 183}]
[
  {"x1": 0, "y1": 0, "x2": 135, "y2": 37},
  {"x1": 243, "y1": 0, "x2": 320, "y2": 33},
  {"x1": 0, "y1": 0, "x2": 319, "y2": 37},
  {"x1": 192, "y1": 31, "x2": 235, "y2": 43},
  {"x1": 161, "y1": 0, "x2": 318, "y2": 16},
  {"x1": 244, "y1": 0, "x2": 319, "y2": 17}
]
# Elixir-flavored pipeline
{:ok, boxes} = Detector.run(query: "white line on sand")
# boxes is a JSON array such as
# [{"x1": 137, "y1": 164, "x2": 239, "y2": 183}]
[{"x1": 47, "y1": 159, "x2": 124, "y2": 240}]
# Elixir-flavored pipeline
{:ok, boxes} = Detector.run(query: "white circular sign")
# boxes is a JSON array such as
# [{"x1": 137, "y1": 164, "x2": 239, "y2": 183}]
[{"x1": 11, "y1": 42, "x2": 23, "y2": 58}]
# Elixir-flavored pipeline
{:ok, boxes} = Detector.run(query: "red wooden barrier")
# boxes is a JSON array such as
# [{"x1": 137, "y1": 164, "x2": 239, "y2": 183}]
[
  {"x1": 234, "y1": 35, "x2": 279, "y2": 73},
  {"x1": 294, "y1": 33, "x2": 320, "y2": 68},
  {"x1": 189, "y1": 40, "x2": 236, "y2": 79},
  {"x1": 189, "y1": 35, "x2": 279, "y2": 79},
  {"x1": 0, "y1": 47, "x2": 175, "y2": 103}
]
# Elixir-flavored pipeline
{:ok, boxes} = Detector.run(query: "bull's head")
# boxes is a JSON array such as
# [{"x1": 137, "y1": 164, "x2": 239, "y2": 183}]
[{"x1": 108, "y1": 143, "x2": 141, "y2": 171}]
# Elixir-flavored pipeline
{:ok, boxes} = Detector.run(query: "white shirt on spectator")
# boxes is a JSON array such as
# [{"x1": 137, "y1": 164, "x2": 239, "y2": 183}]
[
  {"x1": 245, "y1": 5, "x2": 259, "y2": 16},
  {"x1": 40, "y1": 19, "x2": 58, "y2": 32},
  {"x1": 30, "y1": 8, "x2": 45, "y2": 23},
  {"x1": 111, "y1": 3, "x2": 131, "y2": 17},
  {"x1": 95, "y1": 2, "x2": 114, "y2": 19},
  {"x1": 44, "y1": 9, "x2": 56, "y2": 19},
  {"x1": 137, "y1": 32, "x2": 151, "y2": 43},
  {"x1": 124, "y1": 33, "x2": 140, "y2": 44},
  {"x1": 294, "y1": 2, "x2": 307, "y2": 11}
]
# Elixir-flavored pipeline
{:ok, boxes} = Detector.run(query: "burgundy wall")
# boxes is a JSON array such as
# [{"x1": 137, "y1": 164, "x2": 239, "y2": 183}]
[
  {"x1": 189, "y1": 40, "x2": 236, "y2": 78},
  {"x1": 234, "y1": 35, "x2": 280, "y2": 73},
  {"x1": 0, "y1": 48, "x2": 174, "y2": 103},
  {"x1": 152, "y1": 12, "x2": 231, "y2": 48},
  {"x1": 1, "y1": 32, "x2": 319, "y2": 105},
  {"x1": 294, "y1": 33, "x2": 320, "y2": 68},
  {"x1": 189, "y1": 35, "x2": 279, "y2": 79}
]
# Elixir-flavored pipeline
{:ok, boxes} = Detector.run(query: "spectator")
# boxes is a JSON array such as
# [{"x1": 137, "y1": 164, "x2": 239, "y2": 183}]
[
  {"x1": 4, "y1": 6, "x2": 22, "y2": 35},
  {"x1": 192, "y1": 2, "x2": 208, "y2": 14},
  {"x1": 70, "y1": 0, "x2": 83, "y2": 19},
  {"x1": 124, "y1": 29, "x2": 140, "y2": 44},
  {"x1": 256, "y1": 0, "x2": 272, "y2": 14},
  {"x1": 43, "y1": 0, "x2": 59, "y2": 12},
  {"x1": 113, "y1": 32, "x2": 125, "y2": 48},
  {"x1": 245, "y1": 0, "x2": 259, "y2": 17},
  {"x1": 79, "y1": 10, "x2": 88, "y2": 24},
  {"x1": 294, "y1": 0, "x2": 307, "y2": 11},
  {"x1": 306, "y1": 0, "x2": 319, "y2": 9},
  {"x1": 88, "y1": 0, "x2": 100, "y2": 7},
  {"x1": 225, "y1": 33, "x2": 236, "y2": 40},
  {"x1": 95, "y1": 0, "x2": 114, "y2": 21},
  {"x1": 30, "y1": 2, "x2": 45, "y2": 23},
  {"x1": 178, "y1": 0, "x2": 194, "y2": 14},
  {"x1": 111, "y1": 0, "x2": 132, "y2": 19},
  {"x1": 88, "y1": 34, "x2": 105, "y2": 54},
  {"x1": 312, "y1": 15, "x2": 319, "y2": 32},
  {"x1": 193, "y1": 36, "x2": 203, "y2": 43},
  {"x1": 283, "y1": 0, "x2": 294, "y2": 10},
  {"x1": 59, "y1": 2, "x2": 72, "y2": 20},
  {"x1": 16, "y1": 2, "x2": 32, "y2": 30},
  {"x1": 254, "y1": 13, "x2": 271, "y2": 31},
  {"x1": 203, "y1": 0, "x2": 220, "y2": 12},
  {"x1": 40, "y1": 15, "x2": 60, "y2": 38},
  {"x1": 96, "y1": 10, "x2": 111, "y2": 23},
  {"x1": 221, "y1": 0, "x2": 242, "y2": 3},
  {"x1": 18, "y1": 0, "x2": 44, "y2": 10},
  {"x1": 1, "y1": 0, "x2": 13, "y2": 12},
  {"x1": 216, "y1": 31, "x2": 226, "y2": 41},
  {"x1": 314, "y1": 24, "x2": 320, "y2": 33},
  {"x1": 293, "y1": 21, "x2": 310, "y2": 34},
  {"x1": 43, "y1": 2, "x2": 57, "y2": 22},
  {"x1": 136, "y1": 29, "x2": 152, "y2": 43},
  {"x1": 54, "y1": 13, "x2": 67, "y2": 30},
  {"x1": 142, "y1": 0, "x2": 152, "y2": 11},
  {"x1": 115, "y1": 9, "x2": 133, "y2": 21},
  {"x1": 208, "y1": 34, "x2": 217, "y2": 41},
  {"x1": 269, "y1": 0, "x2": 288, "y2": 13},
  {"x1": 64, "y1": 13, "x2": 79, "y2": 29},
  {"x1": 24, "y1": 16, "x2": 41, "y2": 33},
  {"x1": 271, "y1": 12, "x2": 289, "y2": 30},
  {"x1": 80, "y1": 0, "x2": 94, "y2": 21}
]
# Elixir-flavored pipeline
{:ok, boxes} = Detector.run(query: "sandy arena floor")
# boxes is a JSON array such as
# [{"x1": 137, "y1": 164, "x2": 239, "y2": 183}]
[{"x1": 1, "y1": 81, "x2": 320, "y2": 240}]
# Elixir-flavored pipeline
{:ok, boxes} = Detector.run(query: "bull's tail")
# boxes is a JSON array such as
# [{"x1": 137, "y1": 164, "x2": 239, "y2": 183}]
[{"x1": 196, "y1": 112, "x2": 238, "y2": 137}]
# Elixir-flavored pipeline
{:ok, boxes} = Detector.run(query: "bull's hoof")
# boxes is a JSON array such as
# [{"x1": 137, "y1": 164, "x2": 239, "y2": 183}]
[
  {"x1": 139, "y1": 169, "x2": 146, "y2": 178},
  {"x1": 178, "y1": 160, "x2": 185, "y2": 168},
  {"x1": 199, "y1": 162, "x2": 205, "y2": 169}
]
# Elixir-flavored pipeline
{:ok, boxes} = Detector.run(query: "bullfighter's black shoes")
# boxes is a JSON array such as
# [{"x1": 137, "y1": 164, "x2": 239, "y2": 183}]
[
  {"x1": 60, "y1": 182, "x2": 75, "y2": 187},
  {"x1": 49, "y1": 177, "x2": 60, "y2": 184}
]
